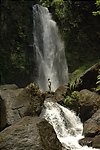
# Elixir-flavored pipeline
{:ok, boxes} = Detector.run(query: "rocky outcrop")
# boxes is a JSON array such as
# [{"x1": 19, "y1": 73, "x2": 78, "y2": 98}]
[
  {"x1": 0, "y1": 83, "x2": 44, "y2": 131},
  {"x1": 54, "y1": 85, "x2": 71, "y2": 103},
  {"x1": 79, "y1": 89, "x2": 100, "y2": 122},
  {"x1": 54, "y1": 86, "x2": 100, "y2": 118},
  {"x1": 0, "y1": 116, "x2": 62, "y2": 150},
  {"x1": 0, "y1": 84, "x2": 19, "y2": 90},
  {"x1": 92, "y1": 135, "x2": 100, "y2": 148},
  {"x1": 0, "y1": 85, "x2": 23, "y2": 131},
  {"x1": 77, "y1": 63, "x2": 100, "y2": 91},
  {"x1": 54, "y1": 85, "x2": 100, "y2": 149},
  {"x1": 79, "y1": 110, "x2": 100, "y2": 149},
  {"x1": 83, "y1": 109, "x2": 100, "y2": 135},
  {"x1": 54, "y1": 85, "x2": 79, "y2": 113},
  {"x1": 79, "y1": 137, "x2": 94, "y2": 147},
  {"x1": 0, "y1": 63, "x2": 100, "y2": 150}
]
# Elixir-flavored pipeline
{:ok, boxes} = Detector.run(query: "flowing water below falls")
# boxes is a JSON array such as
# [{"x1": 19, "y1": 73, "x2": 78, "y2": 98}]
[
  {"x1": 32, "y1": 5, "x2": 68, "y2": 92},
  {"x1": 40, "y1": 101, "x2": 99, "y2": 150}
]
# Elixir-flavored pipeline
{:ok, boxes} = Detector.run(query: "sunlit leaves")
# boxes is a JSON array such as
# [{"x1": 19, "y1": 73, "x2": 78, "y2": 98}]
[
  {"x1": 93, "y1": 0, "x2": 100, "y2": 15},
  {"x1": 95, "y1": 69, "x2": 100, "y2": 93},
  {"x1": 40, "y1": 0, "x2": 50, "y2": 7}
]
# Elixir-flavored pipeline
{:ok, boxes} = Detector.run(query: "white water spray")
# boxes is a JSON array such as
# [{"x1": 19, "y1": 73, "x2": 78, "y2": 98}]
[
  {"x1": 40, "y1": 101, "x2": 99, "y2": 150},
  {"x1": 32, "y1": 5, "x2": 68, "y2": 92}
]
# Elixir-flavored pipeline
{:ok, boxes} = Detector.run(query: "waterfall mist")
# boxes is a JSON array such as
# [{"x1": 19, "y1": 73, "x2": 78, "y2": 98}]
[
  {"x1": 32, "y1": 4, "x2": 68, "y2": 92},
  {"x1": 40, "y1": 101, "x2": 99, "y2": 150}
]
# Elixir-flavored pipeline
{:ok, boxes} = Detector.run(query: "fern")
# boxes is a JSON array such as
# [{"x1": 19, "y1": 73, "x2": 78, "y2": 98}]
[
  {"x1": 96, "y1": 74, "x2": 100, "y2": 84},
  {"x1": 64, "y1": 96, "x2": 72, "y2": 105},
  {"x1": 96, "y1": 70, "x2": 100, "y2": 93},
  {"x1": 71, "y1": 91, "x2": 79, "y2": 101},
  {"x1": 69, "y1": 77, "x2": 82, "y2": 91}
]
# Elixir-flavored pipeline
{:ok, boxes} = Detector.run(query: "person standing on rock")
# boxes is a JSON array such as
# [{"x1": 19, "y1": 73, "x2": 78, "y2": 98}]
[{"x1": 48, "y1": 78, "x2": 51, "y2": 91}]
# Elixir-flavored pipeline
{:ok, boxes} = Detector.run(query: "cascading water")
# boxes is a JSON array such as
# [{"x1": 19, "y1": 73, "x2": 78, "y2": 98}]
[
  {"x1": 40, "y1": 101, "x2": 99, "y2": 150},
  {"x1": 32, "y1": 4, "x2": 68, "y2": 92}
]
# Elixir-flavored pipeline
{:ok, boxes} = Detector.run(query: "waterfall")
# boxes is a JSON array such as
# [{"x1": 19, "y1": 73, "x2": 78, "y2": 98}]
[
  {"x1": 40, "y1": 101, "x2": 99, "y2": 150},
  {"x1": 32, "y1": 4, "x2": 68, "y2": 92}
]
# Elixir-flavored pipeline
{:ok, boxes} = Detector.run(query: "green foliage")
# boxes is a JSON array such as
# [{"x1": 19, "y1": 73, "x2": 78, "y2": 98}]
[
  {"x1": 40, "y1": 0, "x2": 50, "y2": 7},
  {"x1": 69, "y1": 77, "x2": 82, "y2": 91},
  {"x1": 85, "y1": 93, "x2": 91, "y2": 100},
  {"x1": 71, "y1": 91, "x2": 79, "y2": 101},
  {"x1": 39, "y1": 1, "x2": 100, "y2": 72},
  {"x1": 70, "y1": 60, "x2": 100, "y2": 80},
  {"x1": 1, "y1": 0, "x2": 100, "y2": 86},
  {"x1": 93, "y1": 0, "x2": 100, "y2": 15},
  {"x1": 96, "y1": 74, "x2": 100, "y2": 85},
  {"x1": 64, "y1": 91, "x2": 79, "y2": 106},
  {"x1": 1, "y1": 1, "x2": 32, "y2": 84},
  {"x1": 26, "y1": 82, "x2": 42, "y2": 96},
  {"x1": 64, "y1": 96, "x2": 72, "y2": 105},
  {"x1": 95, "y1": 69, "x2": 100, "y2": 93}
]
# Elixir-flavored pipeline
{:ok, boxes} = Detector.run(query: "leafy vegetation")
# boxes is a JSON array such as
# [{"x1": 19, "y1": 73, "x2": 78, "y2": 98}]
[
  {"x1": 63, "y1": 90, "x2": 79, "y2": 107},
  {"x1": 26, "y1": 82, "x2": 42, "y2": 96},
  {"x1": 69, "y1": 77, "x2": 82, "y2": 91},
  {"x1": 95, "y1": 69, "x2": 100, "y2": 94},
  {"x1": 85, "y1": 93, "x2": 91, "y2": 100},
  {"x1": 64, "y1": 95, "x2": 72, "y2": 105},
  {"x1": 70, "y1": 61, "x2": 100, "y2": 80},
  {"x1": 1, "y1": 0, "x2": 100, "y2": 87},
  {"x1": 93, "y1": 0, "x2": 100, "y2": 15},
  {"x1": 71, "y1": 91, "x2": 79, "y2": 101},
  {"x1": 40, "y1": 0, "x2": 100, "y2": 72}
]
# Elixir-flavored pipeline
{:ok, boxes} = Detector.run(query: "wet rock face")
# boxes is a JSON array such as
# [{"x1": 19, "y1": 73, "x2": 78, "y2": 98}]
[
  {"x1": 0, "y1": 116, "x2": 62, "y2": 150},
  {"x1": 79, "y1": 137, "x2": 93, "y2": 147}
]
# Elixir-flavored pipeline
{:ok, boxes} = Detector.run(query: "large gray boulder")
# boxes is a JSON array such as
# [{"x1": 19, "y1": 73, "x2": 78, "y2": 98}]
[
  {"x1": 83, "y1": 110, "x2": 100, "y2": 137},
  {"x1": 92, "y1": 135, "x2": 100, "y2": 148},
  {"x1": 79, "y1": 89, "x2": 100, "y2": 122},
  {"x1": 76, "y1": 63, "x2": 100, "y2": 91},
  {"x1": 0, "y1": 116, "x2": 62, "y2": 150},
  {"x1": 0, "y1": 84, "x2": 19, "y2": 90},
  {"x1": 0, "y1": 83, "x2": 44, "y2": 131},
  {"x1": 0, "y1": 85, "x2": 23, "y2": 130},
  {"x1": 79, "y1": 110, "x2": 100, "y2": 149},
  {"x1": 54, "y1": 85, "x2": 71, "y2": 102}
]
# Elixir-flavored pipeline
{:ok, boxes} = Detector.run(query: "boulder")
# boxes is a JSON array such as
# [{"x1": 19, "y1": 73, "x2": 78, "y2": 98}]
[
  {"x1": 15, "y1": 83, "x2": 44, "y2": 117},
  {"x1": 83, "y1": 123, "x2": 99, "y2": 137},
  {"x1": 0, "y1": 83, "x2": 44, "y2": 131},
  {"x1": 79, "y1": 137, "x2": 93, "y2": 147},
  {"x1": 0, "y1": 84, "x2": 18, "y2": 90},
  {"x1": 93, "y1": 135, "x2": 100, "y2": 148},
  {"x1": 43, "y1": 91, "x2": 54, "y2": 100},
  {"x1": 77, "y1": 63, "x2": 100, "y2": 91},
  {"x1": 79, "y1": 110, "x2": 100, "y2": 149},
  {"x1": 54, "y1": 85, "x2": 80, "y2": 114},
  {"x1": 0, "y1": 86, "x2": 23, "y2": 131},
  {"x1": 54, "y1": 85, "x2": 71, "y2": 103},
  {"x1": 79, "y1": 89, "x2": 100, "y2": 122},
  {"x1": 83, "y1": 110, "x2": 100, "y2": 137},
  {"x1": 0, "y1": 116, "x2": 62, "y2": 150}
]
